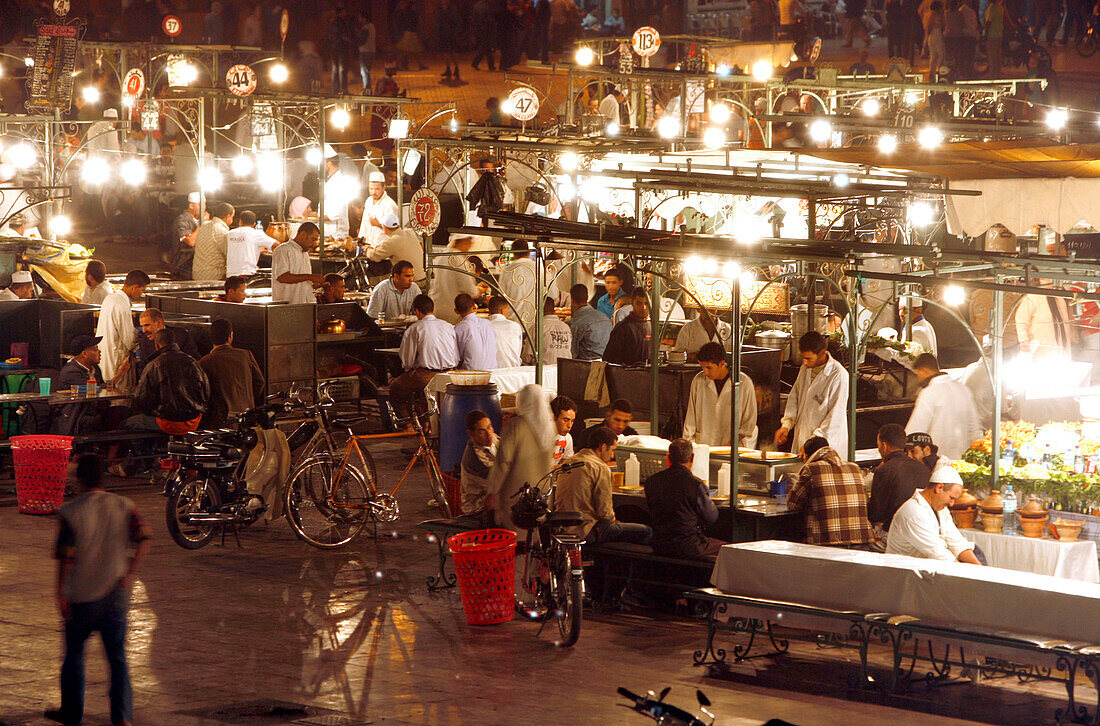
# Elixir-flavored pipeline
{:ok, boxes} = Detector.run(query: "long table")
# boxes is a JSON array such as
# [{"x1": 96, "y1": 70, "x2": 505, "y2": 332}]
[
  {"x1": 613, "y1": 490, "x2": 803, "y2": 542},
  {"x1": 712, "y1": 540, "x2": 1100, "y2": 644},
  {"x1": 962, "y1": 528, "x2": 1100, "y2": 583}
]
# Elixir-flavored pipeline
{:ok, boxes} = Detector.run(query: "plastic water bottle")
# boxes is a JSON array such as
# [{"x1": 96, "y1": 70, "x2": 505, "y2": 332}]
[
  {"x1": 717, "y1": 463, "x2": 731, "y2": 497},
  {"x1": 1003, "y1": 485, "x2": 1018, "y2": 535},
  {"x1": 625, "y1": 454, "x2": 640, "y2": 487},
  {"x1": 1000, "y1": 440, "x2": 1015, "y2": 471}
]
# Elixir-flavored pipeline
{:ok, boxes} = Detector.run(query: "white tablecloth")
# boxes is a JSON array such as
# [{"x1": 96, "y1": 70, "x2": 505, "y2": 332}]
[
  {"x1": 427, "y1": 366, "x2": 558, "y2": 397},
  {"x1": 712, "y1": 540, "x2": 1100, "y2": 644},
  {"x1": 962, "y1": 529, "x2": 1099, "y2": 584}
]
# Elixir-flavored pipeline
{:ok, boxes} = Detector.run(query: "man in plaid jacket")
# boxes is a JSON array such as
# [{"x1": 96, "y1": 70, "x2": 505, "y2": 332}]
[{"x1": 786, "y1": 436, "x2": 875, "y2": 548}]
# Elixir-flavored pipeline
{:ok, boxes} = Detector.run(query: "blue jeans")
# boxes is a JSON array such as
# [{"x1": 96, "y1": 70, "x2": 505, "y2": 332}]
[
  {"x1": 585, "y1": 520, "x2": 653, "y2": 545},
  {"x1": 61, "y1": 586, "x2": 131, "y2": 725}
]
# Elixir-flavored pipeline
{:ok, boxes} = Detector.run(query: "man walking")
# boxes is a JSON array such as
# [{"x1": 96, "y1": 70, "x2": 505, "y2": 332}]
[{"x1": 47, "y1": 453, "x2": 151, "y2": 726}]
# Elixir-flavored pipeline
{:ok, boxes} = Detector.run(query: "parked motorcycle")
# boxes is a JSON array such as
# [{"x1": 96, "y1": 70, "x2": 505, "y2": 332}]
[
  {"x1": 618, "y1": 687, "x2": 714, "y2": 726},
  {"x1": 163, "y1": 400, "x2": 292, "y2": 550}
]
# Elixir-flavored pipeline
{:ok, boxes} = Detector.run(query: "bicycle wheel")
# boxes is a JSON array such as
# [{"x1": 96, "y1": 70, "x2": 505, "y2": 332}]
[
  {"x1": 423, "y1": 450, "x2": 453, "y2": 518},
  {"x1": 1077, "y1": 29, "x2": 1098, "y2": 57},
  {"x1": 555, "y1": 556, "x2": 583, "y2": 647},
  {"x1": 285, "y1": 453, "x2": 372, "y2": 549}
]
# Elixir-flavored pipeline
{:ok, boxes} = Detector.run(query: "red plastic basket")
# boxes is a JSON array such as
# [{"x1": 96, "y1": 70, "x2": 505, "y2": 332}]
[
  {"x1": 11, "y1": 435, "x2": 73, "y2": 515},
  {"x1": 447, "y1": 529, "x2": 517, "y2": 626},
  {"x1": 441, "y1": 473, "x2": 464, "y2": 516}
]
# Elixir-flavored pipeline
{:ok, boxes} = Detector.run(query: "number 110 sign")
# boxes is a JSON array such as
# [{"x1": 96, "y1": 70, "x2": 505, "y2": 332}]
[{"x1": 507, "y1": 87, "x2": 539, "y2": 122}]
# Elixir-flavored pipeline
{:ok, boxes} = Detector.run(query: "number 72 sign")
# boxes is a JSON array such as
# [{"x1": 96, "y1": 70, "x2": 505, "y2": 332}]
[{"x1": 508, "y1": 87, "x2": 540, "y2": 122}]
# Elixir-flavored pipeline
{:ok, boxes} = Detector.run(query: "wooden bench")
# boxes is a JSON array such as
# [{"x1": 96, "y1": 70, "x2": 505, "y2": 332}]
[
  {"x1": 584, "y1": 543, "x2": 715, "y2": 607},
  {"x1": 684, "y1": 586, "x2": 1100, "y2": 722}
]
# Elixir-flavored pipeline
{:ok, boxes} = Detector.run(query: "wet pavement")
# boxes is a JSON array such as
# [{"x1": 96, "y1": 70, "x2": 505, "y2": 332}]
[{"x1": 0, "y1": 440, "x2": 1091, "y2": 725}]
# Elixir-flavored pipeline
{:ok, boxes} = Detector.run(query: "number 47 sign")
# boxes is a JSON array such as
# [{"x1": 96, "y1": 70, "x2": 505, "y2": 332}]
[{"x1": 507, "y1": 87, "x2": 539, "y2": 122}]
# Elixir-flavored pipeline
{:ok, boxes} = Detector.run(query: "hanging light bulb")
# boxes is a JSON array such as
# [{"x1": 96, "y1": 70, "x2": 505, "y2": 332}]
[
  {"x1": 685, "y1": 256, "x2": 705, "y2": 277},
  {"x1": 52, "y1": 215, "x2": 72, "y2": 237},
  {"x1": 944, "y1": 284, "x2": 966, "y2": 306},
  {"x1": 121, "y1": 159, "x2": 146, "y2": 185},
  {"x1": 199, "y1": 166, "x2": 222, "y2": 191},
  {"x1": 708, "y1": 103, "x2": 731, "y2": 124},
  {"x1": 1045, "y1": 108, "x2": 1069, "y2": 130},
  {"x1": 861, "y1": 98, "x2": 881, "y2": 117},
  {"x1": 909, "y1": 201, "x2": 936, "y2": 228},
  {"x1": 575, "y1": 47, "x2": 595, "y2": 66},
  {"x1": 657, "y1": 115, "x2": 680, "y2": 139},
  {"x1": 834, "y1": 173, "x2": 851, "y2": 188},
  {"x1": 723, "y1": 260, "x2": 741, "y2": 278},
  {"x1": 232, "y1": 154, "x2": 253, "y2": 176},
  {"x1": 715, "y1": 64, "x2": 731, "y2": 77},
  {"x1": 917, "y1": 126, "x2": 943, "y2": 148},
  {"x1": 703, "y1": 126, "x2": 726, "y2": 149},
  {"x1": 751, "y1": 59, "x2": 773, "y2": 81},
  {"x1": 81, "y1": 156, "x2": 110, "y2": 185},
  {"x1": 81, "y1": 86, "x2": 100, "y2": 104},
  {"x1": 449, "y1": 117, "x2": 459, "y2": 132},
  {"x1": 557, "y1": 179, "x2": 577, "y2": 203},
  {"x1": 878, "y1": 134, "x2": 898, "y2": 154},
  {"x1": 256, "y1": 153, "x2": 283, "y2": 192},
  {"x1": 8, "y1": 142, "x2": 36, "y2": 169},
  {"x1": 560, "y1": 151, "x2": 579, "y2": 171},
  {"x1": 809, "y1": 119, "x2": 832, "y2": 143},
  {"x1": 330, "y1": 107, "x2": 351, "y2": 129},
  {"x1": 740, "y1": 270, "x2": 757, "y2": 289},
  {"x1": 269, "y1": 63, "x2": 289, "y2": 83},
  {"x1": 305, "y1": 145, "x2": 323, "y2": 166},
  {"x1": 605, "y1": 121, "x2": 620, "y2": 137}
]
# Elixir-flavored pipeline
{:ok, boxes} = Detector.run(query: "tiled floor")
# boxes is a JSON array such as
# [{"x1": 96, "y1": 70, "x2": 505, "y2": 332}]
[{"x1": 0, "y1": 441, "x2": 1093, "y2": 725}]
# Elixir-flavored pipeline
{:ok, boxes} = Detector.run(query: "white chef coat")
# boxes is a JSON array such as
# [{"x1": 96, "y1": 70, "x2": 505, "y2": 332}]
[
  {"x1": 226, "y1": 226, "x2": 278, "y2": 277},
  {"x1": 598, "y1": 94, "x2": 621, "y2": 124},
  {"x1": 455, "y1": 313, "x2": 498, "y2": 371},
  {"x1": 490, "y1": 313, "x2": 524, "y2": 368},
  {"x1": 959, "y1": 359, "x2": 994, "y2": 431},
  {"x1": 675, "y1": 317, "x2": 733, "y2": 353},
  {"x1": 886, "y1": 490, "x2": 975, "y2": 562},
  {"x1": 498, "y1": 257, "x2": 537, "y2": 330},
  {"x1": 430, "y1": 251, "x2": 482, "y2": 324},
  {"x1": 781, "y1": 353, "x2": 849, "y2": 457},
  {"x1": 322, "y1": 169, "x2": 353, "y2": 240},
  {"x1": 271, "y1": 239, "x2": 315, "y2": 304},
  {"x1": 683, "y1": 369, "x2": 758, "y2": 448},
  {"x1": 368, "y1": 228, "x2": 424, "y2": 281},
  {"x1": 356, "y1": 192, "x2": 400, "y2": 246},
  {"x1": 81, "y1": 282, "x2": 113, "y2": 305},
  {"x1": 906, "y1": 373, "x2": 982, "y2": 460},
  {"x1": 543, "y1": 315, "x2": 572, "y2": 365},
  {"x1": 367, "y1": 278, "x2": 422, "y2": 320},
  {"x1": 95, "y1": 288, "x2": 135, "y2": 381},
  {"x1": 399, "y1": 314, "x2": 459, "y2": 371},
  {"x1": 902, "y1": 316, "x2": 937, "y2": 357},
  {"x1": 1015, "y1": 293, "x2": 1075, "y2": 356}
]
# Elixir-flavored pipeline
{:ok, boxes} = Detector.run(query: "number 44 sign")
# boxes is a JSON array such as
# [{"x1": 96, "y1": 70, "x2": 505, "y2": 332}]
[
  {"x1": 507, "y1": 87, "x2": 539, "y2": 122},
  {"x1": 226, "y1": 64, "x2": 257, "y2": 97}
]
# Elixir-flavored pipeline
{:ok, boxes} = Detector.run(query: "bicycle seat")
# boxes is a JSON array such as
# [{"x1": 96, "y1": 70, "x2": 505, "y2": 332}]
[
  {"x1": 331, "y1": 415, "x2": 367, "y2": 427},
  {"x1": 546, "y1": 511, "x2": 584, "y2": 529}
]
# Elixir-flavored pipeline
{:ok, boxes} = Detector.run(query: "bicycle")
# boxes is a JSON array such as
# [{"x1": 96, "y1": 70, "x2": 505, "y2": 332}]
[
  {"x1": 510, "y1": 463, "x2": 587, "y2": 647},
  {"x1": 1077, "y1": 13, "x2": 1099, "y2": 57},
  {"x1": 283, "y1": 393, "x2": 451, "y2": 549}
]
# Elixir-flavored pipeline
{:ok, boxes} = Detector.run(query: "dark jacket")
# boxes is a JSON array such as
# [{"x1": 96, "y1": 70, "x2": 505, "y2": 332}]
[
  {"x1": 603, "y1": 315, "x2": 651, "y2": 366},
  {"x1": 138, "y1": 325, "x2": 199, "y2": 363},
  {"x1": 134, "y1": 344, "x2": 210, "y2": 422},
  {"x1": 643, "y1": 464, "x2": 718, "y2": 558},
  {"x1": 868, "y1": 449, "x2": 930, "y2": 529},
  {"x1": 53, "y1": 358, "x2": 105, "y2": 435},
  {"x1": 198, "y1": 344, "x2": 265, "y2": 428}
]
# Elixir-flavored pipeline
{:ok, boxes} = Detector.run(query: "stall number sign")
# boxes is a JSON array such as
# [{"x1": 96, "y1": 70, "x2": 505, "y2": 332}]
[
  {"x1": 632, "y1": 26, "x2": 660, "y2": 57},
  {"x1": 123, "y1": 68, "x2": 145, "y2": 99},
  {"x1": 226, "y1": 64, "x2": 257, "y2": 97},
  {"x1": 508, "y1": 87, "x2": 539, "y2": 122},
  {"x1": 410, "y1": 188, "x2": 441, "y2": 235},
  {"x1": 141, "y1": 100, "x2": 160, "y2": 132},
  {"x1": 251, "y1": 101, "x2": 275, "y2": 138},
  {"x1": 162, "y1": 15, "x2": 181, "y2": 37}
]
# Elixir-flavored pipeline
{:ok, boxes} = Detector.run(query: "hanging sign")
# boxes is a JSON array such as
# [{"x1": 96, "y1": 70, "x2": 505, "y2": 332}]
[
  {"x1": 140, "y1": 99, "x2": 160, "y2": 132},
  {"x1": 409, "y1": 188, "x2": 441, "y2": 236},
  {"x1": 631, "y1": 26, "x2": 660, "y2": 57},
  {"x1": 280, "y1": 9, "x2": 290, "y2": 42},
  {"x1": 618, "y1": 41, "x2": 634, "y2": 74},
  {"x1": 26, "y1": 20, "x2": 83, "y2": 112},
  {"x1": 507, "y1": 86, "x2": 539, "y2": 122},
  {"x1": 54, "y1": 0, "x2": 70, "y2": 16},
  {"x1": 162, "y1": 15, "x2": 181, "y2": 37},
  {"x1": 225, "y1": 64, "x2": 257, "y2": 96},
  {"x1": 250, "y1": 101, "x2": 274, "y2": 137},
  {"x1": 123, "y1": 68, "x2": 145, "y2": 98}
]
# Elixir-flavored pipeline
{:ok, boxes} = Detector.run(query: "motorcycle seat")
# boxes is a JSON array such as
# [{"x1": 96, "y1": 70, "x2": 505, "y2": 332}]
[{"x1": 546, "y1": 511, "x2": 584, "y2": 529}]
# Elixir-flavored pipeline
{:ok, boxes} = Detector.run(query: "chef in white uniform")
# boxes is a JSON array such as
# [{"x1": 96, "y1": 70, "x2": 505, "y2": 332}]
[
  {"x1": 94, "y1": 269, "x2": 150, "y2": 383},
  {"x1": 675, "y1": 313, "x2": 733, "y2": 355},
  {"x1": 899, "y1": 295, "x2": 937, "y2": 357},
  {"x1": 322, "y1": 144, "x2": 355, "y2": 242},
  {"x1": 776, "y1": 331, "x2": 850, "y2": 456},
  {"x1": 356, "y1": 171, "x2": 399, "y2": 247},
  {"x1": 430, "y1": 232, "x2": 484, "y2": 324},
  {"x1": 683, "y1": 342, "x2": 758, "y2": 448},
  {"x1": 907, "y1": 353, "x2": 982, "y2": 460}
]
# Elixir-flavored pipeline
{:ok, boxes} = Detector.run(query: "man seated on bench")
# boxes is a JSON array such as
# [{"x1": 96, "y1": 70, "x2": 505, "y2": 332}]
[
  {"x1": 786, "y1": 435, "x2": 875, "y2": 550},
  {"x1": 574, "y1": 398, "x2": 638, "y2": 451},
  {"x1": 642, "y1": 437, "x2": 725, "y2": 561},
  {"x1": 555, "y1": 425, "x2": 652, "y2": 546},
  {"x1": 886, "y1": 463, "x2": 983, "y2": 565},
  {"x1": 455, "y1": 409, "x2": 497, "y2": 528},
  {"x1": 112, "y1": 329, "x2": 210, "y2": 478}
]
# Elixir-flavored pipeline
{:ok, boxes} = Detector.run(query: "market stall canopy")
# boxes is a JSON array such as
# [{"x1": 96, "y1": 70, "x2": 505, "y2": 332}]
[{"x1": 806, "y1": 141, "x2": 1100, "y2": 236}]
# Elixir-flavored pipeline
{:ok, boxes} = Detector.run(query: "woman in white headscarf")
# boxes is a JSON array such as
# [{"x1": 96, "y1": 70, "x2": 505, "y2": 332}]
[{"x1": 485, "y1": 384, "x2": 556, "y2": 533}]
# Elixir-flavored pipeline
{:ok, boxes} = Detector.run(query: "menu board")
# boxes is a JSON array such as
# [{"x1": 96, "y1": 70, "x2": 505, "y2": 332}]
[{"x1": 26, "y1": 20, "x2": 84, "y2": 112}]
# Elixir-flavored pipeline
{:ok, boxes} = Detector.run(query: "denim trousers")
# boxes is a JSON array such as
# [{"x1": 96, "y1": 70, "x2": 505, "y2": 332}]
[
  {"x1": 585, "y1": 520, "x2": 653, "y2": 545},
  {"x1": 61, "y1": 585, "x2": 131, "y2": 725}
]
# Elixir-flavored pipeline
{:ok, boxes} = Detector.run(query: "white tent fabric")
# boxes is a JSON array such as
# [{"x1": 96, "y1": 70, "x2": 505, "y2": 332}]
[{"x1": 946, "y1": 177, "x2": 1100, "y2": 236}]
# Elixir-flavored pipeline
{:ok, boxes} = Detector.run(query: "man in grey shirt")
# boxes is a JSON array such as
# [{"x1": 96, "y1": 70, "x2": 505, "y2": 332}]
[
  {"x1": 366, "y1": 260, "x2": 422, "y2": 320},
  {"x1": 48, "y1": 454, "x2": 151, "y2": 726},
  {"x1": 568, "y1": 283, "x2": 612, "y2": 360}
]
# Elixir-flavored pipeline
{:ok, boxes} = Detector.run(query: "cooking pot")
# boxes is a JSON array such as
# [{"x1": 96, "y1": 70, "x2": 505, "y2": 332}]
[{"x1": 754, "y1": 330, "x2": 792, "y2": 362}]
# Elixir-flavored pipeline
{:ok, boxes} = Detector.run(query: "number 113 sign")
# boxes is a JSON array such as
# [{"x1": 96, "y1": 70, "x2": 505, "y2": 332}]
[{"x1": 632, "y1": 26, "x2": 660, "y2": 57}]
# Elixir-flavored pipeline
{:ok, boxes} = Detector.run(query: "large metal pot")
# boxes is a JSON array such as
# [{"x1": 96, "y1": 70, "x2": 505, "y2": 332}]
[
  {"x1": 790, "y1": 303, "x2": 830, "y2": 343},
  {"x1": 754, "y1": 330, "x2": 792, "y2": 362}
]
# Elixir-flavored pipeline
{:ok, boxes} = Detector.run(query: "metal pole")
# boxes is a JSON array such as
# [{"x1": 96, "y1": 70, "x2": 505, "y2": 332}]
[
  {"x1": 992, "y1": 279, "x2": 1004, "y2": 487},
  {"x1": 848, "y1": 283, "x2": 858, "y2": 461},
  {"x1": 317, "y1": 100, "x2": 325, "y2": 261},
  {"x1": 730, "y1": 274, "x2": 741, "y2": 523},
  {"x1": 649, "y1": 269, "x2": 662, "y2": 426},
  {"x1": 535, "y1": 239, "x2": 545, "y2": 386}
]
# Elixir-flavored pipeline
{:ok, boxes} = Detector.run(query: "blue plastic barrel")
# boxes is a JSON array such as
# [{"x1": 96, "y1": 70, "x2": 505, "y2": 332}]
[{"x1": 439, "y1": 383, "x2": 502, "y2": 473}]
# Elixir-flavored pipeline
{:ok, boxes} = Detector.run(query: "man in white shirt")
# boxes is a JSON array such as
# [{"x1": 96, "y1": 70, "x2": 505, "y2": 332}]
[
  {"x1": 367, "y1": 212, "x2": 425, "y2": 282},
  {"x1": 431, "y1": 233, "x2": 485, "y2": 324},
  {"x1": 675, "y1": 313, "x2": 733, "y2": 356},
  {"x1": 498, "y1": 240, "x2": 537, "y2": 330},
  {"x1": 489, "y1": 296, "x2": 524, "y2": 368},
  {"x1": 454, "y1": 293, "x2": 498, "y2": 370},
  {"x1": 0, "y1": 270, "x2": 35, "y2": 300},
  {"x1": 599, "y1": 87, "x2": 625, "y2": 126},
  {"x1": 95, "y1": 269, "x2": 149, "y2": 383},
  {"x1": 899, "y1": 296, "x2": 937, "y2": 357},
  {"x1": 226, "y1": 210, "x2": 282, "y2": 277},
  {"x1": 684, "y1": 342, "x2": 758, "y2": 447},
  {"x1": 1015, "y1": 290, "x2": 1077, "y2": 358},
  {"x1": 906, "y1": 353, "x2": 982, "y2": 460},
  {"x1": 271, "y1": 222, "x2": 324, "y2": 304},
  {"x1": 776, "y1": 331, "x2": 850, "y2": 456},
  {"x1": 322, "y1": 145, "x2": 355, "y2": 242},
  {"x1": 81, "y1": 260, "x2": 112, "y2": 305},
  {"x1": 366, "y1": 261, "x2": 421, "y2": 320},
  {"x1": 543, "y1": 296, "x2": 572, "y2": 365},
  {"x1": 192, "y1": 202, "x2": 234, "y2": 281},
  {"x1": 886, "y1": 464, "x2": 982, "y2": 565},
  {"x1": 356, "y1": 171, "x2": 399, "y2": 247},
  {"x1": 391, "y1": 294, "x2": 459, "y2": 422}
]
